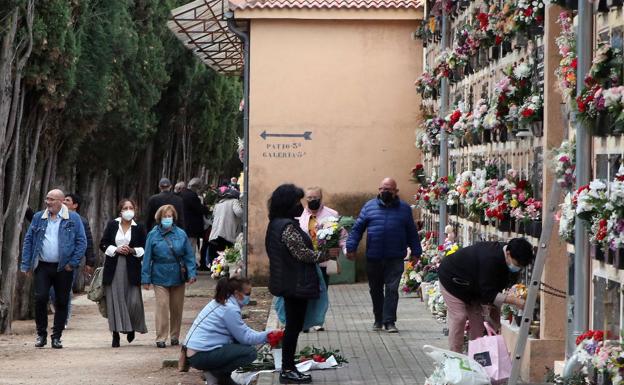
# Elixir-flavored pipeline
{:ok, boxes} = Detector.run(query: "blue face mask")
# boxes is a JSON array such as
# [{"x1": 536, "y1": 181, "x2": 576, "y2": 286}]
[
  {"x1": 161, "y1": 218, "x2": 174, "y2": 229},
  {"x1": 238, "y1": 295, "x2": 251, "y2": 307},
  {"x1": 508, "y1": 263, "x2": 522, "y2": 273}
]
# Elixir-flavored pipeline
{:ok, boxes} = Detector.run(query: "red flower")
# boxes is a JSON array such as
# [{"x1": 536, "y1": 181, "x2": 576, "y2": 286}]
[
  {"x1": 450, "y1": 110, "x2": 462, "y2": 126},
  {"x1": 524, "y1": 8, "x2": 533, "y2": 17},
  {"x1": 477, "y1": 13, "x2": 489, "y2": 29},
  {"x1": 438, "y1": 245, "x2": 444, "y2": 251},
  {"x1": 576, "y1": 99, "x2": 586, "y2": 113},
  {"x1": 593, "y1": 330, "x2": 604, "y2": 341},
  {"x1": 521, "y1": 108, "x2": 534, "y2": 118},
  {"x1": 517, "y1": 180, "x2": 528, "y2": 190},
  {"x1": 571, "y1": 58, "x2": 577, "y2": 69}
]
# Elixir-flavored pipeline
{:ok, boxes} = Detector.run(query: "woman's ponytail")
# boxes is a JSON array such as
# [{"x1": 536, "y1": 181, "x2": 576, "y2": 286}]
[{"x1": 214, "y1": 276, "x2": 251, "y2": 304}]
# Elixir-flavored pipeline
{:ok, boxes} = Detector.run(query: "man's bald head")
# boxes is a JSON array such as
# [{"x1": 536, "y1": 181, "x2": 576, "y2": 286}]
[
  {"x1": 378, "y1": 177, "x2": 399, "y2": 204},
  {"x1": 45, "y1": 189, "x2": 65, "y2": 215},
  {"x1": 380, "y1": 178, "x2": 397, "y2": 190}
]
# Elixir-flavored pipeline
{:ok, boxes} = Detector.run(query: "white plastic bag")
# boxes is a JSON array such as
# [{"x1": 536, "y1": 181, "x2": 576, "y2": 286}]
[{"x1": 423, "y1": 345, "x2": 491, "y2": 385}]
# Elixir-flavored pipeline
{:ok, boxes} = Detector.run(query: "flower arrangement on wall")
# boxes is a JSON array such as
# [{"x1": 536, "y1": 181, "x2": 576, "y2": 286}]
[
  {"x1": 555, "y1": 11, "x2": 577, "y2": 104},
  {"x1": 575, "y1": 43, "x2": 624, "y2": 135},
  {"x1": 551, "y1": 140, "x2": 576, "y2": 190}
]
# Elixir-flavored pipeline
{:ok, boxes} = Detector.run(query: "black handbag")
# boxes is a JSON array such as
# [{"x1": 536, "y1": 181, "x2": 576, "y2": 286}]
[{"x1": 164, "y1": 236, "x2": 189, "y2": 283}]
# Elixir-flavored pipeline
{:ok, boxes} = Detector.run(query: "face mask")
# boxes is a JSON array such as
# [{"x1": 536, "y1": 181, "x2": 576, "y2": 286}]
[
  {"x1": 507, "y1": 263, "x2": 522, "y2": 273},
  {"x1": 238, "y1": 294, "x2": 250, "y2": 307},
  {"x1": 121, "y1": 210, "x2": 135, "y2": 221},
  {"x1": 380, "y1": 191, "x2": 394, "y2": 204},
  {"x1": 161, "y1": 218, "x2": 174, "y2": 228},
  {"x1": 307, "y1": 199, "x2": 321, "y2": 211}
]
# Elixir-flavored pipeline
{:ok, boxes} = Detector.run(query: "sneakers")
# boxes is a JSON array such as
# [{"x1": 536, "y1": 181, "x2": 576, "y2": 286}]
[
  {"x1": 279, "y1": 369, "x2": 312, "y2": 384},
  {"x1": 372, "y1": 322, "x2": 383, "y2": 331},
  {"x1": 384, "y1": 323, "x2": 399, "y2": 333},
  {"x1": 170, "y1": 338, "x2": 179, "y2": 346}
]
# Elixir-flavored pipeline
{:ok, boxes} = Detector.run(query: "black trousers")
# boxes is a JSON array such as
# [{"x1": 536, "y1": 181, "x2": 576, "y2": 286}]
[
  {"x1": 366, "y1": 258, "x2": 404, "y2": 325},
  {"x1": 282, "y1": 297, "x2": 308, "y2": 370},
  {"x1": 207, "y1": 236, "x2": 233, "y2": 266},
  {"x1": 34, "y1": 262, "x2": 73, "y2": 339}
]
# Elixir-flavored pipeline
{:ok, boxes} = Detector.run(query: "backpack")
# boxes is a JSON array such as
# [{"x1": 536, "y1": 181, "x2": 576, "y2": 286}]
[{"x1": 87, "y1": 267, "x2": 105, "y2": 302}]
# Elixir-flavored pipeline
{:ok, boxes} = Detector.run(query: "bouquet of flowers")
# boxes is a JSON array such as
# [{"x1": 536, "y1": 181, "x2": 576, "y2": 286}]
[
  {"x1": 410, "y1": 163, "x2": 427, "y2": 185},
  {"x1": 555, "y1": 11, "x2": 577, "y2": 103},
  {"x1": 576, "y1": 180, "x2": 608, "y2": 222},
  {"x1": 210, "y1": 255, "x2": 228, "y2": 279},
  {"x1": 607, "y1": 167, "x2": 624, "y2": 250},
  {"x1": 316, "y1": 216, "x2": 353, "y2": 252},
  {"x1": 415, "y1": 71, "x2": 438, "y2": 99},
  {"x1": 296, "y1": 346, "x2": 349, "y2": 365},
  {"x1": 400, "y1": 260, "x2": 422, "y2": 294},
  {"x1": 512, "y1": 0, "x2": 545, "y2": 33},
  {"x1": 518, "y1": 94, "x2": 543, "y2": 125},
  {"x1": 552, "y1": 140, "x2": 576, "y2": 190},
  {"x1": 471, "y1": 98, "x2": 489, "y2": 135},
  {"x1": 557, "y1": 192, "x2": 576, "y2": 243}
]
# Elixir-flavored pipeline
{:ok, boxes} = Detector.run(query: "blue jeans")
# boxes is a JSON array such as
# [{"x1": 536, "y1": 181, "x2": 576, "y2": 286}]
[
  {"x1": 188, "y1": 344, "x2": 257, "y2": 377},
  {"x1": 366, "y1": 258, "x2": 404, "y2": 325}
]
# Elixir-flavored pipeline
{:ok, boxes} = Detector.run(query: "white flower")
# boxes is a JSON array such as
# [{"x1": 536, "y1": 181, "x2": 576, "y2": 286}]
[{"x1": 513, "y1": 63, "x2": 532, "y2": 79}]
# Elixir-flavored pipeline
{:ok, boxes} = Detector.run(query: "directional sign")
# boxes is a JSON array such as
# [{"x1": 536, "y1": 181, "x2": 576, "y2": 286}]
[{"x1": 260, "y1": 131, "x2": 312, "y2": 140}]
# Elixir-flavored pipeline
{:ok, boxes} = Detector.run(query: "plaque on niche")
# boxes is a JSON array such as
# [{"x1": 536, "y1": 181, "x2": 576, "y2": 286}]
[
  {"x1": 612, "y1": 27, "x2": 623, "y2": 50},
  {"x1": 592, "y1": 276, "x2": 621, "y2": 339},
  {"x1": 596, "y1": 154, "x2": 609, "y2": 180}
]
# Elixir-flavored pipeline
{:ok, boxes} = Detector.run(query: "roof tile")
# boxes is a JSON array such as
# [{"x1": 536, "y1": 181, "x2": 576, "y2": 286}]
[{"x1": 232, "y1": 0, "x2": 420, "y2": 10}]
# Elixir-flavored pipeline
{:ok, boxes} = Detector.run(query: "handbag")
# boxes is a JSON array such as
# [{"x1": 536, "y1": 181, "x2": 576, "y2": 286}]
[
  {"x1": 164, "y1": 236, "x2": 189, "y2": 283},
  {"x1": 87, "y1": 267, "x2": 105, "y2": 302},
  {"x1": 468, "y1": 322, "x2": 512, "y2": 384},
  {"x1": 179, "y1": 302, "x2": 218, "y2": 372}
]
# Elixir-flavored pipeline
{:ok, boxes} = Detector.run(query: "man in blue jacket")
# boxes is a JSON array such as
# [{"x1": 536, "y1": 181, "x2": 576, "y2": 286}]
[
  {"x1": 347, "y1": 178, "x2": 421, "y2": 333},
  {"x1": 21, "y1": 189, "x2": 87, "y2": 349}
]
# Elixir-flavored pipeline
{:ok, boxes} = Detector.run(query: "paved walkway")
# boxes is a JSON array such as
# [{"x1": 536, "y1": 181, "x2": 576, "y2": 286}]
[{"x1": 259, "y1": 284, "x2": 447, "y2": 385}]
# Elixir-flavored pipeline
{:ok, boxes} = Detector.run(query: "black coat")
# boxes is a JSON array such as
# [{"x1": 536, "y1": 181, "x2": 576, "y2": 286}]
[
  {"x1": 265, "y1": 218, "x2": 319, "y2": 299},
  {"x1": 79, "y1": 214, "x2": 96, "y2": 267},
  {"x1": 180, "y1": 189, "x2": 209, "y2": 238},
  {"x1": 100, "y1": 220, "x2": 147, "y2": 286},
  {"x1": 145, "y1": 191, "x2": 185, "y2": 231},
  {"x1": 438, "y1": 241, "x2": 512, "y2": 305}
]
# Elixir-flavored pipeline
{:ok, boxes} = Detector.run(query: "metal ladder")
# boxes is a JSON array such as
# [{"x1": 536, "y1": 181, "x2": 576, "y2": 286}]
[{"x1": 507, "y1": 179, "x2": 563, "y2": 385}]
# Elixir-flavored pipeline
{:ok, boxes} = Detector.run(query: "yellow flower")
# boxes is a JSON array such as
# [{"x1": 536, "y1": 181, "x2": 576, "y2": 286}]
[{"x1": 510, "y1": 199, "x2": 519, "y2": 208}]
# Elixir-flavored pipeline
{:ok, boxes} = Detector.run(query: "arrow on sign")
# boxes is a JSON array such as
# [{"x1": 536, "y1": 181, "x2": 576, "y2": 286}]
[{"x1": 260, "y1": 131, "x2": 312, "y2": 140}]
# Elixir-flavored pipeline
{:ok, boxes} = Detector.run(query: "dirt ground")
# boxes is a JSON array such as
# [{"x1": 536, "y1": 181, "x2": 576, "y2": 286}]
[{"x1": 0, "y1": 272, "x2": 272, "y2": 385}]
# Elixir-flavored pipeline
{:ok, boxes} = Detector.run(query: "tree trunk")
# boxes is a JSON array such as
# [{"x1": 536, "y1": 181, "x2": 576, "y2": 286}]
[{"x1": 0, "y1": 1, "x2": 35, "y2": 334}]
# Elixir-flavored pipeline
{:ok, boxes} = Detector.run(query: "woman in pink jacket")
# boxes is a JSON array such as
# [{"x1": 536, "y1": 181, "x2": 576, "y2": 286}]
[{"x1": 298, "y1": 187, "x2": 346, "y2": 332}]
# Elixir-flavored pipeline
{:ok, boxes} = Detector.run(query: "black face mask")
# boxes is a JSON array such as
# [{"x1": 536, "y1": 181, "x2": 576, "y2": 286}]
[
  {"x1": 379, "y1": 191, "x2": 395, "y2": 204},
  {"x1": 307, "y1": 199, "x2": 321, "y2": 211},
  {"x1": 289, "y1": 203, "x2": 304, "y2": 218}
]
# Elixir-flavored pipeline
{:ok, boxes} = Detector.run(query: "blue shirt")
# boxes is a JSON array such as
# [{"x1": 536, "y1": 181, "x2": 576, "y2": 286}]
[
  {"x1": 41, "y1": 216, "x2": 61, "y2": 263},
  {"x1": 184, "y1": 297, "x2": 268, "y2": 352}
]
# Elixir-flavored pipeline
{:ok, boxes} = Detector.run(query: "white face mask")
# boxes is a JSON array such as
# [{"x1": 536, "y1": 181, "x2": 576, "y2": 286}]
[{"x1": 121, "y1": 210, "x2": 135, "y2": 221}]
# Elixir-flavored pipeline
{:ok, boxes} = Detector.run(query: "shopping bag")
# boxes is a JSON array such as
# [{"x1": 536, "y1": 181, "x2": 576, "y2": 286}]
[
  {"x1": 423, "y1": 345, "x2": 491, "y2": 385},
  {"x1": 325, "y1": 260, "x2": 340, "y2": 275},
  {"x1": 468, "y1": 323, "x2": 512, "y2": 383}
]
